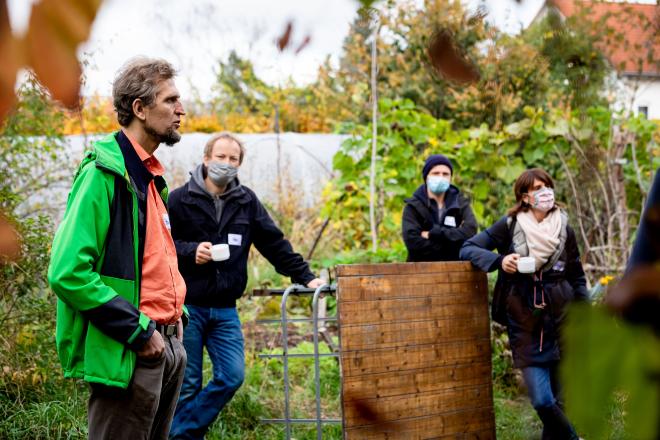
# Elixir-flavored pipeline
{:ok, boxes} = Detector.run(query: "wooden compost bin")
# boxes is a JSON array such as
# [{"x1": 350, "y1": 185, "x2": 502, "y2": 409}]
[{"x1": 336, "y1": 261, "x2": 495, "y2": 439}]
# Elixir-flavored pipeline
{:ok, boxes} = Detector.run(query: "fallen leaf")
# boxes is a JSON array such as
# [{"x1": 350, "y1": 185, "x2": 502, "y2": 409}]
[
  {"x1": 427, "y1": 28, "x2": 480, "y2": 84},
  {"x1": 23, "y1": 0, "x2": 102, "y2": 109},
  {"x1": 294, "y1": 35, "x2": 311, "y2": 55},
  {"x1": 0, "y1": 0, "x2": 19, "y2": 118},
  {"x1": 0, "y1": 213, "x2": 21, "y2": 263},
  {"x1": 276, "y1": 21, "x2": 293, "y2": 52}
]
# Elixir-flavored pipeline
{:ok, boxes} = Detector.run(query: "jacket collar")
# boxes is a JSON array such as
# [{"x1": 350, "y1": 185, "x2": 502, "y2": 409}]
[
  {"x1": 90, "y1": 131, "x2": 128, "y2": 178},
  {"x1": 115, "y1": 130, "x2": 155, "y2": 194},
  {"x1": 185, "y1": 174, "x2": 251, "y2": 205},
  {"x1": 189, "y1": 166, "x2": 247, "y2": 200}
]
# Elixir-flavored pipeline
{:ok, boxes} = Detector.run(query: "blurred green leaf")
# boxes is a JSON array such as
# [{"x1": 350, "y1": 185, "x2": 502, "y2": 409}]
[{"x1": 563, "y1": 303, "x2": 660, "y2": 439}]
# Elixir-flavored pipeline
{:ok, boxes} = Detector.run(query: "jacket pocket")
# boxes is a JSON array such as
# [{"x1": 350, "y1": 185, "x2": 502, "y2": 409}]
[
  {"x1": 84, "y1": 323, "x2": 136, "y2": 388},
  {"x1": 547, "y1": 280, "x2": 574, "y2": 322},
  {"x1": 506, "y1": 287, "x2": 536, "y2": 333},
  {"x1": 56, "y1": 300, "x2": 88, "y2": 377}
]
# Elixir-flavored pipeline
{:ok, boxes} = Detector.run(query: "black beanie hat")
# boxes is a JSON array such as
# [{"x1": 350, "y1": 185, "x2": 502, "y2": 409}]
[{"x1": 422, "y1": 154, "x2": 453, "y2": 180}]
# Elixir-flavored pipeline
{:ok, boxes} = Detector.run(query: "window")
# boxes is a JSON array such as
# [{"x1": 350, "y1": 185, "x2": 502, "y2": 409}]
[{"x1": 638, "y1": 106, "x2": 649, "y2": 118}]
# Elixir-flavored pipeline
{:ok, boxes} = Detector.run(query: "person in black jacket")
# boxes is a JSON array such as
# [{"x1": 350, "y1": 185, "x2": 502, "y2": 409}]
[
  {"x1": 460, "y1": 168, "x2": 588, "y2": 440},
  {"x1": 402, "y1": 154, "x2": 477, "y2": 261},
  {"x1": 168, "y1": 132, "x2": 323, "y2": 439}
]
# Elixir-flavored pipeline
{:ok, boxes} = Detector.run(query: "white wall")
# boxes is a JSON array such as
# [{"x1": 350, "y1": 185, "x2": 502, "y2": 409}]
[
  {"x1": 625, "y1": 78, "x2": 660, "y2": 120},
  {"x1": 609, "y1": 75, "x2": 660, "y2": 120},
  {"x1": 37, "y1": 133, "x2": 347, "y2": 225}
]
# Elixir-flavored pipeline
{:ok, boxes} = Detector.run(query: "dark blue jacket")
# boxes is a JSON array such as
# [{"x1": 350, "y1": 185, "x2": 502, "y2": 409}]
[
  {"x1": 402, "y1": 184, "x2": 477, "y2": 262},
  {"x1": 628, "y1": 167, "x2": 660, "y2": 270},
  {"x1": 168, "y1": 177, "x2": 315, "y2": 308},
  {"x1": 460, "y1": 215, "x2": 589, "y2": 368}
]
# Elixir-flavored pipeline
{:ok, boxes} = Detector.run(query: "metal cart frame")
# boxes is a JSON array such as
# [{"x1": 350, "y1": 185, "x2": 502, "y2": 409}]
[{"x1": 256, "y1": 284, "x2": 341, "y2": 439}]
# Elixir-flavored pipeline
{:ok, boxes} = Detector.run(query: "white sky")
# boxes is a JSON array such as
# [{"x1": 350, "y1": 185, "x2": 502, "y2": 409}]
[{"x1": 6, "y1": 0, "x2": 595, "y2": 98}]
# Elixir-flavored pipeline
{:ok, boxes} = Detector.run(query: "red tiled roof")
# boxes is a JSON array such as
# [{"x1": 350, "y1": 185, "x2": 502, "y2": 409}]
[{"x1": 548, "y1": 0, "x2": 660, "y2": 76}]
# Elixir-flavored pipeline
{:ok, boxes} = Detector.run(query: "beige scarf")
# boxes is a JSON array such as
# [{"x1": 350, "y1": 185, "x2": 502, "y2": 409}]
[{"x1": 516, "y1": 209, "x2": 562, "y2": 271}]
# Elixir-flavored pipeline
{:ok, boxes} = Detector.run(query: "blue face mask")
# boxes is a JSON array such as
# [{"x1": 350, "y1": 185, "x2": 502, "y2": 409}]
[{"x1": 427, "y1": 176, "x2": 450, "y2": 194}]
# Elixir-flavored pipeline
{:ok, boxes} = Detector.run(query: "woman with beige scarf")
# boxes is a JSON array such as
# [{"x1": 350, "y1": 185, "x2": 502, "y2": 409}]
[{"x1": 460, "y1": 168, "x2": 589, "y2": 440}]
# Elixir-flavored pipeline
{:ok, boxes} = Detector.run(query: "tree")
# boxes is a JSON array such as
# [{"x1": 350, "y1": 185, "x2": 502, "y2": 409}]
[
  {"x1": 320, "y1": 0, "x2": 556, "y2": 129},
  {"x1": 213, "y1": 50, "x2": 274, "y2": 115},
  {"x1": 523, "y1": 7, "x2": 608, "y2": 111}
]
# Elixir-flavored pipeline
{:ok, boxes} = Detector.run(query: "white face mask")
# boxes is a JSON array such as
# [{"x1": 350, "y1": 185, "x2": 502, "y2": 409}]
[{"x1": 528, "y1": 187, "x2": 555, "y2": 212}]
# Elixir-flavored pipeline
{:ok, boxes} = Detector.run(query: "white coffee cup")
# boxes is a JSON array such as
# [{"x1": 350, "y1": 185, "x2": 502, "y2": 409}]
[
  {"x1": 517, "y1": 256, "x2": 536, "y2": 274},
  {"x1": 211, "y1": 244, "x2": 230, "y2": 261}
]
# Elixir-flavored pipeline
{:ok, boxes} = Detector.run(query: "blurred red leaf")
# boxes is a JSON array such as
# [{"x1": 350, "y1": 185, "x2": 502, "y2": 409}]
[
  {"x1": 0, "y1": 0, "x2": 19, "y2": 118},
  {"x1": 276, "y1": 21, "x2": 293, "y2": 52},
  {"x1": 605, "y1": 266, "x2": 660, "y2": 336},
  {"x1": 24, "y1": 0, "x2": 102, "y2": 109},
  {"x1": 294, "y1": 35, "x2": 311, "y2": 55},
  {"x1": 427, "y1": 29, "x2": 480, "y2": 84},
  {"x1": 0, "y1": 213, "x2": 21, "y2": 263}
]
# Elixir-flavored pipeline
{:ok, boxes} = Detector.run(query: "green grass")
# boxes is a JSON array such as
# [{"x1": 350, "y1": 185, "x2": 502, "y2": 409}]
[
  {"x1": 494, "y1": 388, "x2": 541, "y2": 440},
  {"x1": 0, "y1": 386, "x2": 88, "y2": 439},
  {"x1": 0, "y1": 291, "x2": 633, "y2": 439},
  {"x1": 205, "y1": 339, "x2": 342, "y2": 439},
  {"x1": 1, "y1": 350, "x2": 631, "y2": 440}
]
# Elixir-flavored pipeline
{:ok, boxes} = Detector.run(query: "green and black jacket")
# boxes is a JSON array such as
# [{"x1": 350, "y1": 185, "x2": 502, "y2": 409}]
[{"x1": 48, "y1": 131, "x2": 171, "y2": 388}]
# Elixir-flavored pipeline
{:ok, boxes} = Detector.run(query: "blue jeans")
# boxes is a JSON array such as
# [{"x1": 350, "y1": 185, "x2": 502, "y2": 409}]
[
  {"x1": 170, "y1": 306, "x2": 244, "y2": 440},
  {"x1": 521, "y1": 363, "x2": 561, "y2": 409},
  {"x1": 522, "y1": 363, "x2": 578, "y2": 439}
]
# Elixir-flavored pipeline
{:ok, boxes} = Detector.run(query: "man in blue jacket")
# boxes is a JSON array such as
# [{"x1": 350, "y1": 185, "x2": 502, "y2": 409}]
[{"x1": 168, "y1": 132, "x2": 323, "y2": 439}]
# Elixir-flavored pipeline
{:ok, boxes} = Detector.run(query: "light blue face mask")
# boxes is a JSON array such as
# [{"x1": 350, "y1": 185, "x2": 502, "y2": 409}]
[{"x1": 427, "y1": 176, "x2": 450, "y2": 195}]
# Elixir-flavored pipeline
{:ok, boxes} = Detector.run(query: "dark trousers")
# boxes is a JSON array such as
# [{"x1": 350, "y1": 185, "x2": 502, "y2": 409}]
[{"x1": 88, "y1": 333, "x2": 187, "y2": 440}]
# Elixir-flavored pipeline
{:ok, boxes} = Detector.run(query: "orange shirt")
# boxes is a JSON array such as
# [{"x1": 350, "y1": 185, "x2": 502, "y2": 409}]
[{"x1": 124, "y1": 131, "x2": 186, "y2": 324}]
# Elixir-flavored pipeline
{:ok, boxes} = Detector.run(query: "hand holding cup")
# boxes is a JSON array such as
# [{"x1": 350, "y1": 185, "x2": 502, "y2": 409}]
[{"x1": 501, "y1": 253, "x2": 520, "y2": 274}]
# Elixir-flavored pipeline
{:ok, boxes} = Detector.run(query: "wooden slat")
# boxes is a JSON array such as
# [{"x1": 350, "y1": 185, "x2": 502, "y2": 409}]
[
  {"x1": 344, "y1": 383, "x2": 492, "y2": 426},
  {"x1": 340, "y1": 316, "x2": 489, "y2": 350},
  {"x1": 337, "y1": 275, "x2": 486, "y2": 302},
  {"x1": 339, "y1": 298, "x2": 487, "y2": 327},
  {"x1": 344, "y1": 406, "x2": 495, "y2": 440},
  {"x1": 341, "y1": 339, "x2": 491, "y2": 377},
  {"x1": 336, "y1": 261, "x2": 475, "y2": 277},
  {"x1": 338, "y1": 282, "x2": 485, "y2": 303},
  {"x1": 338, "y1": 271, "x2": 481, "y2": 288},
  {"x1": 435, "y1": 428, "x2": 496, "y2": 440},
  {"x1": 342, "y1": 362, "x2": 492, "y2": 401}
]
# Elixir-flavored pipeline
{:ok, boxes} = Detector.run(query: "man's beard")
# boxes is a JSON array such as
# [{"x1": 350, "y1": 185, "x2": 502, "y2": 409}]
[{"x1": 145, "y1": 124, "x2": 181, "y2": 147}]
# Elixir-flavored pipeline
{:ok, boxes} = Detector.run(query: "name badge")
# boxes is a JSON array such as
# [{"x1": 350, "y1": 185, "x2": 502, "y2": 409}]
[
  {"x1": 228, "y1": 233, "x2": 242, "y2": 246},
  {"x1": 444, "y1": 216, "x2": 457, "y2": 227},
  {"x1": 552, "y1": 261, "x2": 566, "y2": 272},
  {"x1": 162, "y1": 213, "x2": 171, "y2": 230}
]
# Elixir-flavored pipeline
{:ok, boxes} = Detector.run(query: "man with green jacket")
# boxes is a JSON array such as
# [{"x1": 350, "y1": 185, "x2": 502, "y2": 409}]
[{"x1": 48, "y1": 57, "x2": 188, "y2": 439}]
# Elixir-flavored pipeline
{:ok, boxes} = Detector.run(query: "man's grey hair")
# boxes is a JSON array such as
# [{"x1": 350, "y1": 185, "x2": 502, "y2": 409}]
[
  {"x1": 204, "y1": 132, "x2": 246, "y2": 164},
  {"x1": 112, "y1": 57, "x2": 177, "y2": 127}
]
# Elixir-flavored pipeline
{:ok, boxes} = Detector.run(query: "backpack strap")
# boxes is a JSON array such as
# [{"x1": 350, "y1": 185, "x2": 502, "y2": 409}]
[
  {"x1": 508, "y1": 215, "x2": 529, "y2": 257},
  {"x1": 539, "y1": 210, "x2": 569, "y2": 272}
]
